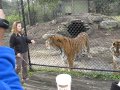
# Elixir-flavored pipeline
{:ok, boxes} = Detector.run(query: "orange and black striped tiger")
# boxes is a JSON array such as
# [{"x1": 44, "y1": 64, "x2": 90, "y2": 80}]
[
  {"x1": 42, "y1": 32, "x2": 92, "y2": 70},
  {"x1": 110, "y1": 40, "x2": 120, "y2": 70}
]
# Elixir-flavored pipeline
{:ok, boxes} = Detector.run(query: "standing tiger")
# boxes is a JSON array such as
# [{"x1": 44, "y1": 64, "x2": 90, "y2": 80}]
[
  {"x1": 42, "y1": 32, "x2": 92, "y2": 70},
  {"x1": 110, "y1": 40, "x2": 120, "y2": 70}
]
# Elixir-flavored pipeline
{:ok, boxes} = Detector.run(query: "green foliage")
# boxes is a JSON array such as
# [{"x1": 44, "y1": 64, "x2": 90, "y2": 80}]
[
  {"x1": 37, "y1": 0, "x2": 59, "y2": 4},
  {"x1": 24, "y1": 0, "x2": 62, "y2": 24},
  {"x1": 94, "y1": 0, "x2": 120, "y2": 15},
  {"x1": 29, "y1": 67, "x2": 120, "y2": 80},
  {"x1": 3, "y1": 0, "x2": 11, "y2": 9},
  {"x1": 6, "y1": 14, "x2": 21, "y2": 27}
]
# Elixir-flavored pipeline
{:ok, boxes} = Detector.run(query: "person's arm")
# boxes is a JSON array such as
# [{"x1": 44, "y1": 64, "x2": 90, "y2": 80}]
[
  {"x1": 9, "y1": 34, "x2": 16, "y2": 49},
  {"x1": 0, "y1": 47, "x2": 24, "y2": 90},
  {"x1": 25, "y1": 36, "x2": 35, "y2": 44},
  {"x1": 0, "y1": 81, "x2": 11, "y2": 90},
  {"x1": 26, "y1": 36, "x2": 31, "y2": 43}
]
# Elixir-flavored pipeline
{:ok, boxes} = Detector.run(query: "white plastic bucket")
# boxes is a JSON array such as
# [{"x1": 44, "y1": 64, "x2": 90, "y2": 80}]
[
  {"x1": 117, "y1": 81, "x2": 120, "y2": 87},
  {"x1": 56, "y1": 74, "x2": 72, "y2": 90}
]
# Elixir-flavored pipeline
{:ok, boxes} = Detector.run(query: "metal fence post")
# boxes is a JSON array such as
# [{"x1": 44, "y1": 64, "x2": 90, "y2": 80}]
[
  {"x1": 20, "y1": 0, "x2": 32, "y2": 71},
  {"x1": 27, "y1": 0, "x2": 31, "y2": 25}
]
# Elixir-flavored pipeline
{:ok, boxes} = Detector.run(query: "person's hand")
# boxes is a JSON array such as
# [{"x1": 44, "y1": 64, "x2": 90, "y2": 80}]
[
  {"x1": 31, "y1": 40, "x2": 35, "y2": 44},
  {"x1": 16, "y1": 53, "x2": 21, "y2": 58}
]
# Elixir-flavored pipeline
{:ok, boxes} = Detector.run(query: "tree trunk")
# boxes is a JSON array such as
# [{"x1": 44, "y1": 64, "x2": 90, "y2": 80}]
[{"x1": 0, "y1": 0, "x2": 2, "y2": 9}]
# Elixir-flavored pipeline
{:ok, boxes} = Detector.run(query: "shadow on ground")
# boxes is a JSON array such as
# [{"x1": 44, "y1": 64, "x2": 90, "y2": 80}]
[{"x1": 24, "y1": 72, "x2": 114, "y2": 90}]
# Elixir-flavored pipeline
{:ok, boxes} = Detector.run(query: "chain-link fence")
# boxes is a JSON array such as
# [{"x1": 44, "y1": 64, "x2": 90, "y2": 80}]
[
  {"x1": 4, "y1": 0, "x2": 120, "y2": 73},
  {"x1": 20, "y1": 0, "x2": 120, "y2": 26}
]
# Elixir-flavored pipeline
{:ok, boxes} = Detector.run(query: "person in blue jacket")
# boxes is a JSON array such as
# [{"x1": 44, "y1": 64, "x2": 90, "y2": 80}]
[{"x1": 0, "y1": 0, "x2": 23, "y2": 89}]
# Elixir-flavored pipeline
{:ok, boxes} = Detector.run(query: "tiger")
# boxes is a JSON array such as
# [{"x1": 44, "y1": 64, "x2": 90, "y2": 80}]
[
  {"x1": 110, "y1": 40, "x2": 120, "y2": 70},
  {"x1": 42, "y1": 32, "x2": 92, "y2": 70}
]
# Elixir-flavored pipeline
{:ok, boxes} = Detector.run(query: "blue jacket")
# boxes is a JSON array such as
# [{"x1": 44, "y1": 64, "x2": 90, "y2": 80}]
[{"x1": 0, "y1": 46, "x2": 23, "y2": 90}]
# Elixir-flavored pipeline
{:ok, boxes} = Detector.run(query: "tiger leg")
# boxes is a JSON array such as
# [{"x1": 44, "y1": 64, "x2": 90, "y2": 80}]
[
  {"x1": 113, "y1": 56, "x2": 117, "y2": 74},
  {"x1": 84, "y1": 39, "x2": 92, "y2": 58},
  {"x1": 67, "y1": 55, "x2": 74, "y2": 71},
  {"x1": 112, "y1": 56, "x2": 119, "y2": 70},
  {"x1": 86, "y1": 40, "x2": 92, "y2": 58},
  {"x1": 113, "y1": 60, "x2": 120, "y2": 74},
  {"x1": 60, "y1": 49, "x2": 67, "y2": 64},
  {"x1": 113, "y1": 60, "x2": 117, "y2": 70},
  {"x1": 75, "y1": 54, "x2": 81, "y2": 61},
  {"x1": 75, "y1": 51, "x2": 82, "y2": 61}
]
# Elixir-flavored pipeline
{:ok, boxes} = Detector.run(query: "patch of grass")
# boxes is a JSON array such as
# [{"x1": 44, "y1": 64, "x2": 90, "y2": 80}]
[{"x1": 28, "y1": 67, "x2": 120, "y2": 80}]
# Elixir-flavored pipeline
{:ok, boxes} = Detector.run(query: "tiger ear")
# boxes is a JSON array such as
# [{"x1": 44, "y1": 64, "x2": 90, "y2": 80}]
[
  {"x1": 63, "y1": 38, "x2": 67, "y2": 42},
  {"x1": 56, "y1": 38, "x2": 66, "y2": 43}
]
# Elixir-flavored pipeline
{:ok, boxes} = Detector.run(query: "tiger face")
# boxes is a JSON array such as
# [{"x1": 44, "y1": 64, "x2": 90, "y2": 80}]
[
  {"x1": 48, "y1": 35, "x2": 66, "y2": 48},
  {"x1": 45, "y1": 35, "x2": 66, "y2": 52},
  {"x1": 110, "y1": 40, "x2": 120, "y2": 69},
  {"x1": 112, "y1": 41, "x2": 120, "y2": 57}
]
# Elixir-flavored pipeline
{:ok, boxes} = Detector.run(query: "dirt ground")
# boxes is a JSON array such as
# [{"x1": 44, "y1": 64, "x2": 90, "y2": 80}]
[{"x1": 24, "y1": 72, "x2": 114, "y2": 90}]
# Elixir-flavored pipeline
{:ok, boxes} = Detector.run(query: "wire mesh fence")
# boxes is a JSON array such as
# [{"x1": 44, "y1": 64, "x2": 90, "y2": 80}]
[{"x1": 4, "y1": 0, "x2": 120, "y2": 73}]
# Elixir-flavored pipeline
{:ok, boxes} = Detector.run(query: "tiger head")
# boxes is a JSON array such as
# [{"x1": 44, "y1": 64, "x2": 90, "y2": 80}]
[
  {"x1": 42, "y1": 34, "x2": 66, "y2": 50},
  {"x1": 112, "y1": 40, "x2": 120, "y2": 57}
]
